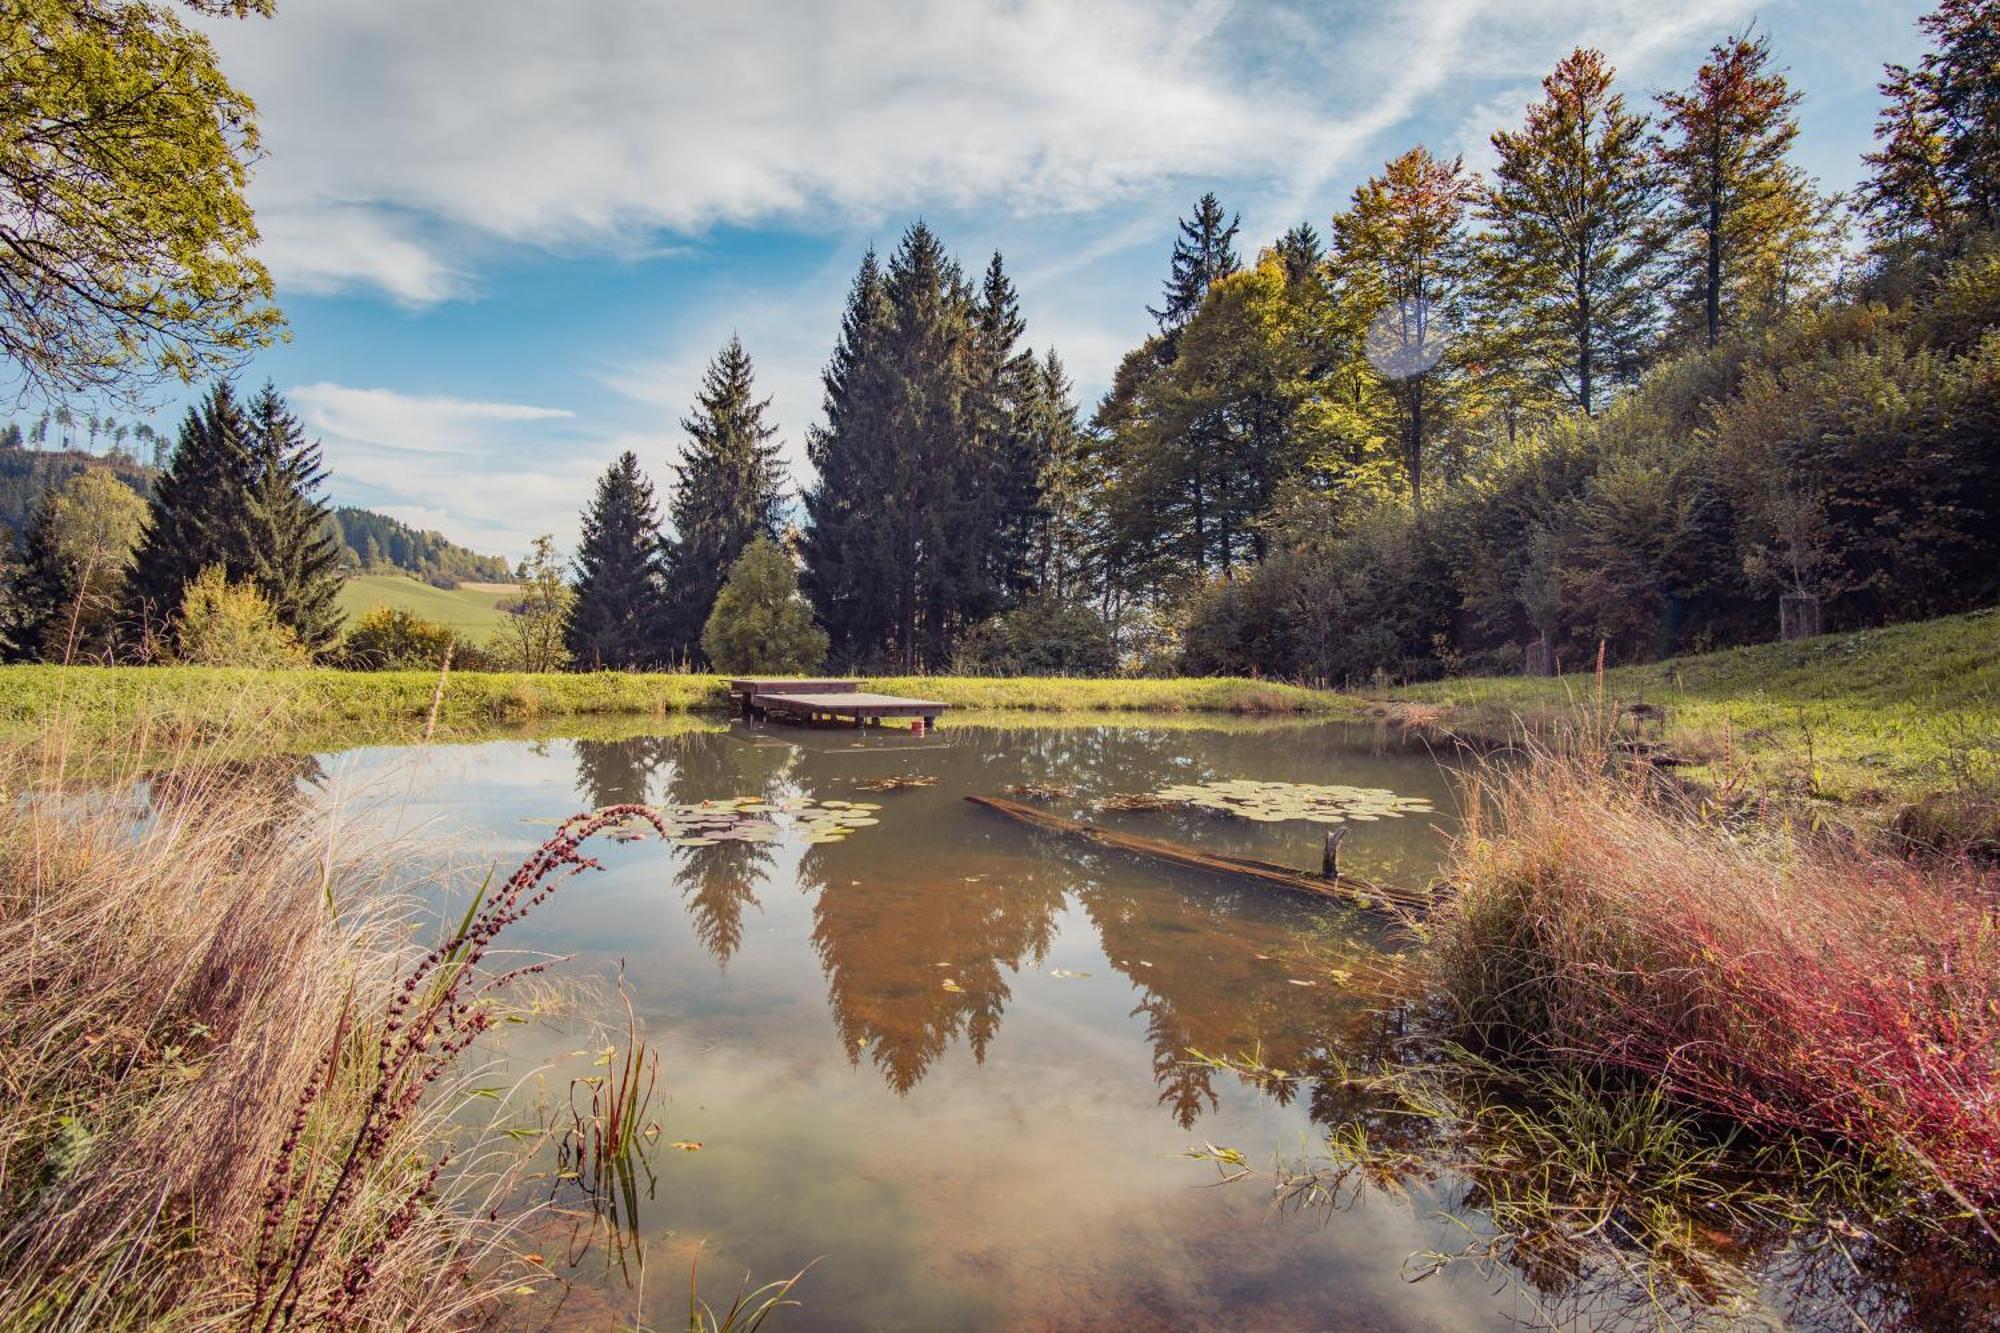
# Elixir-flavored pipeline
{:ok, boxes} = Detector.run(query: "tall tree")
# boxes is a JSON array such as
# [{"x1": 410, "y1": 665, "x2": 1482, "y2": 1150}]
[
  {"x1": 1149, "y1": 192, "x2": 1241, "y2": 356},
  {"x1": 800, "y1": 249, "x2": 893, "y2": 662},
  {"x1": 968, "y1": 252, "x2": 1040, "y2": 605},
  {"x1": 1483, "y1": 48, "x2": 1662, "y2": 415},
  {"x1": 1862, "y1": 0, "x2": 2000, "y2": 246},
  {"x1": 663, "y1": 336, "x2": 787, "y2": 661},
  {"x1": 123, "y1": 380, "x2": 258, "y2": 649},
  {"x1": 2, "y1": 0, "x2": 282, "y2": 402},
  {"x1": 1275, "y1": 222, "x2": 1325, "y2": 287},
  {"x1": 243, "y1": 382, "x2": 343, "y2": 650},
  {"x1": 1020, "y1": 350, "x2": 1090, "y2": 601},
  {"x1": 1332, "y1": 146, "x2": 1479, "y2": 515},
  {"x1": 567, "y1": 452, "x2": 669, "y2": 669},
  {"x1": 1657, "y1": 31, "x2": 1826, "y2": 348},
  {"x1": 3, "y1": 491, "x2": 73, "y2": 662}
]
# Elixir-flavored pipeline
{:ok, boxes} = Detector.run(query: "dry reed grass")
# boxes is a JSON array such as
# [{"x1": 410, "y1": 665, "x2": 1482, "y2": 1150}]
[{"x1": 0, "y1": 720, "x2": 544, "y2": 1329}]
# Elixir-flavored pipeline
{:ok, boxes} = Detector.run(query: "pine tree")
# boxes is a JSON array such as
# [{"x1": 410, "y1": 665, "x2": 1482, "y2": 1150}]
[
  {"x1": 1275, "y1": 222, "x2": 1324, "y2": 287},
  {"x1": 663, "y1": 336, "x2": 787, "y2": 662},
  {"x1": 124, "y1": 380, "x2": 258, "y2": 650},
  {"x1": 2, "y1": 491, "x2": 73, "y2": 662},
  {"x1": 968, "y1": 252, "x2": 1040, "y2": 606},
  {"x1": 1149, "y1": 192, "x2": 1241, "y2": 356},
  {"x1": 1021, "y1": 350, "x2": 1090, "y2": 600},
  {"x1": 699, "y1": 535, "x2": 828, "y2": 673},
  {"x1": 567, "y1": 452, "x2": 669, "y2": 670},
  {"x1": 1483, "y1": 49, "x2": 1663, "y2": 415},
  {"x1": 243, "y1": 382, "x2": 345, "y2": 650},
  {"x1": 1657, "y1": 31, "x2": 1826, "y2": 348},
  {"x1": 1863, "y1": 0, "x2": 2000, "y2": 245},
  {"x1": 800, "y1": 248, "x2": 892, "y2": 663}
]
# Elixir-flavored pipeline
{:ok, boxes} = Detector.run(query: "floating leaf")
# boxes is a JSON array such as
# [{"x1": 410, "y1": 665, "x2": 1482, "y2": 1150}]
[
  {"x1": 1048, "y1": 968, "x2": 1090, "y2": 979},
  {"x1": 670, "y1": 1141, "x2": 703, "y2": 1152},
  {"x1": 941, "y1": 978, "x2": 964, "y2": 992}
]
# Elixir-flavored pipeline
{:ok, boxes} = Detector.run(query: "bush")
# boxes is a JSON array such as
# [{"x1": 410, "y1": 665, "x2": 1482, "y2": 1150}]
[
  {"x1": 172, "y1": 566, "x2": 306, "y2": 668},
  {"x1": 337, "y1": 605, "x2": 486, "y2": 671},
  {"x1": 699, "y1": 536, "x2": 828, "y2": 674},
  {"x1": 957, "y1": 593, "x2": 1117, "y2": 675}
]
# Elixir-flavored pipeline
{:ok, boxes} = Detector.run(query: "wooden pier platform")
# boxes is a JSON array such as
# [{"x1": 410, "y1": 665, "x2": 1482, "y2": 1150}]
[{"x1": 730, "y1": 678, "x2": 949, "y2": 731}]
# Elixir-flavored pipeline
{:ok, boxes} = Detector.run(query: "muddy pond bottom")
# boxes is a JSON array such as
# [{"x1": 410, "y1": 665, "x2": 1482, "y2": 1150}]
[{"x1": 321, "y1": 717, "x2": 1534, "y2": 1331}]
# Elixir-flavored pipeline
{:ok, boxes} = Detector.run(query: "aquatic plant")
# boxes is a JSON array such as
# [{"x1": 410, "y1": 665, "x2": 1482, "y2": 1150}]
[{"x1": 1143, "y1": 778, "x2": 1434, "y2": 823}]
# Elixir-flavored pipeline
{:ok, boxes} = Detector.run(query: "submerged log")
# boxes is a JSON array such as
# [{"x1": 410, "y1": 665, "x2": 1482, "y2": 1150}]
[{"x1": 965, "y1": 795, "x2": 1433, "y2": 915}]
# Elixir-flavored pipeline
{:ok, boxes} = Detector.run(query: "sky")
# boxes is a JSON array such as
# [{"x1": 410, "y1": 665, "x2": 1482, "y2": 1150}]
[{"x1": 127, "y1": 0, "x2": 1936, "y2": 561}]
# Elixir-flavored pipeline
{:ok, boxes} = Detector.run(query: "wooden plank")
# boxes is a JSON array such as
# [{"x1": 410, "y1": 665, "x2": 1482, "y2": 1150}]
[
  {"x1": 728, "y1": 678, "x2": 859, "y2": 696},
  {"x1": 964, "y1": 794, "x2": 1432, "y2": 914},
  {"x1": 758, "y1": 691, "x2": 948, "y2": 719}
]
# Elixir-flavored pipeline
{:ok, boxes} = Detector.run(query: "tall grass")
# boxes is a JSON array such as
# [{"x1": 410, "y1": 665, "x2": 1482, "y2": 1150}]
[
  {"x1": 0, "y1": 726, "x2": 546, "y2": 1329},
  {"x1": 1431, "y1": 750, "x2": 2000, "y2": 1217}
]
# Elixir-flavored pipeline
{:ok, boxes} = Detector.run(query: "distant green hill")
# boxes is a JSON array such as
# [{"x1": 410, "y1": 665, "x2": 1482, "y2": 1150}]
[
  {"x1": 328, "y1": 507, "x2": 512, "y2": 583},
  {"x1": 335, "y1": 574, "x2": 519, "y2": 643},
  {"x1": 0, "y1": 446, "x2": 154, "y2": 541}
]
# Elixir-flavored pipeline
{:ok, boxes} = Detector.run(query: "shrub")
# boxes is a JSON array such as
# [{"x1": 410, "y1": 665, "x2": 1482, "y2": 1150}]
[
  {"x1": 699, "y1": 536, "x2": 828, "y2": 674},
  {"x1": 173, "y1": 565, "x2": 306, "y2": 667},
  {"x1": 338, "y1": 605, "x2": 486, "y2": 671},
  {"x1": 957, "y1": 593, "x2": 1117, "y2": 676}
]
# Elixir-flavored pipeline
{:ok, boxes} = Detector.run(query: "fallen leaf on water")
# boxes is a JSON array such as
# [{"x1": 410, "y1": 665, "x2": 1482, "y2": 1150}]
[
  {"x1": 1048, "y1": 968, "x2": 1090, "y2": 979},
  {"x1": 1253, "y1": 954, "x2": 1273, "y2": 961},
  {"x1": 941, "y1": 979, "x2": 964, "y2": 992},
  {"x1": 670, "y1": 1141, "x2": 703, "y2": 1152},
  {"x1": 1138, "y1": 960, "x2": 1154, "y2": 967},
  {"x1": 1287, "y1": 979, "x2": 1317, "y2": 987},
  {"x1": 522, "y1": 1254, "x2": 546, "y2": 1264}
]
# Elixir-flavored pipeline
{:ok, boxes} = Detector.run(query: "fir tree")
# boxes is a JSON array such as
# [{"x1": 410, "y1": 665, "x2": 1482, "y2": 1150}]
[
  {"x1": 800, "y1": 248, "x2": 892, "y2": 662},
  {"x1": 969, "y1": 252, "x2": 1040, "y2": 605},
  {"x1": 1275, "y1": 222, "x2": 1324, "y2": 287},
  {"x1": 663, "y1": 336, "x2": 787, "y2": 661},
  {"x1": 124, "y1": 380, "x2": 258, "y2": 650},
  {"x1": 2, "y1": 491, "x2": 73, "y2": 662},
  {"x1": 243, "y1": 382, "x2": 345, "y2": 650},
  {"x1": 1483, "y1": 49, "x2": 1663, "y2": 415},
  {"x1": 1657, "y1": 31, "x2": 1825, "y2": 348},
  {"x1": 567, "y1": 451, "x2": 669, "y2": 670},
  {"x1": 1149, "y1": 192, "x2": 1241, "y2": 356}
]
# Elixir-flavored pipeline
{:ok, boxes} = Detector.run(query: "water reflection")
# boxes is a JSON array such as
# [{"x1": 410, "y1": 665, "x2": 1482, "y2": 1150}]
[{"x1": 566, "y1": 722, "x2": 1446, "y2": 1128}]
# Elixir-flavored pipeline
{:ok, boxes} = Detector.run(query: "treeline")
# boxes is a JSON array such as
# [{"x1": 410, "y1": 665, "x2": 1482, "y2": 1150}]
[
  {"x1": 1067, "y1": 7, "x2": 2000, "y2": 680},
  {"x1": 0, "y1": 447, "x2": 152, "y2": 547},
  {"x1": 327, "y1": 507, "x2": 512, "y2": 585},
  {"x1": 0, "y1": 382, "x2": 341, "y2": 665}
]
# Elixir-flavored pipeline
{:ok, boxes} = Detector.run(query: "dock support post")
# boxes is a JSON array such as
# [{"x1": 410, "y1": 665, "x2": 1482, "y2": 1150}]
[{"x1": 1321, "y1": 828, "x2": 1345, "y2": 879}]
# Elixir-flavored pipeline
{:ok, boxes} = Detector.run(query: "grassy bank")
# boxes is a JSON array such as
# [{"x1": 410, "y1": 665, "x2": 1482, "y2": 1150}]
[
  {"x1": 1394, "y1": 609, "x2": 2000, "y2": 810},
  {"x1": 335, "y1": 574, "x2": 519, "y2": 644},
  {"x1": 0, "y1": 665, "x2": 1358, "y2": 740}
]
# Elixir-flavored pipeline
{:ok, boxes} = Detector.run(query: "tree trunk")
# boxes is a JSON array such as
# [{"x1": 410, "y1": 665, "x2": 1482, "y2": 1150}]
[{"x1": 1779, "y1": 593, "x2": 1821, "y2": 642}]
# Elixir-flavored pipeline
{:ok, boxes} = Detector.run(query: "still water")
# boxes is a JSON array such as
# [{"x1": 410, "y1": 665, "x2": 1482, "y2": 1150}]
[{"x1": 321, "y1": 716, "x2": 1538, "y2": 1331}]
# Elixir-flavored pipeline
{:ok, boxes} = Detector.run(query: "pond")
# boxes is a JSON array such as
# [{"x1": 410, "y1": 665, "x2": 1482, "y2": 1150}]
[{"x1": 317, "y1": 716, "x2": 1536, "y2": 1330}]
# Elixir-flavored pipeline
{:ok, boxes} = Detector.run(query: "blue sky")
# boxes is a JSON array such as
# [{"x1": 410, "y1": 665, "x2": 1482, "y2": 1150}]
[{"x1": 129, "y1": 0, "x2": 1933, "y2": 560}]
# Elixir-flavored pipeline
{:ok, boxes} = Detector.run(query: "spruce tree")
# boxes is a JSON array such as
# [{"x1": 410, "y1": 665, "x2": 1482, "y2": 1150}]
[
  {"x1": 663, "y1": 336, "x2": 787, "y2": 662},
  {"x1": 124, "y1": 380, "x2": 258, "y2": 650},
  {"x1": 801, "y1": 248, "x2": 894, "y2": 662},
  {"x1": 1275, "y1": 222, "x2": 1324, "y2": 287},
  {"x1": 2, "y1": 491, "x2": 73, "y2": 662},
  {"x1": 1483, "y1": 49, "x2": 1662, "y2": 415},
  {"x1": 1149, "y1": 192, "x2": 1241, "y2": 356},
  {"x1": 243, "y1": 382, "x2": 345, "y2": 650},
  {"x1": 1657, "y1": 31, "x2": 1824, "y2": 348},
  {"x1": 567, "y1": 452, "x2": 669, "y2": 670},
  {"x1": 968, "y1": 252, "x2": 1039, "y2": 607},
  {"x1": 1863, "y1": 0, "x2": 2000, "y2": 245}
]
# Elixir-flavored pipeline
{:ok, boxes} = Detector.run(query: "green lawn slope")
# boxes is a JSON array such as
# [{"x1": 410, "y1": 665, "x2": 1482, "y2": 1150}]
[
  {"x1": 1396, "y1": 609, "x2": 2000, "y2": 806},
  {"x1": 335, "y1": 574, "x2": 518, "y2": 643}
]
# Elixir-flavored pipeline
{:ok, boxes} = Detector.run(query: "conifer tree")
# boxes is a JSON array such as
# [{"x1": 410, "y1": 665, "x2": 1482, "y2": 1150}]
[
  {"x1": 1149, "y1": 192, "x2": 1241, "y2": 356},
  {"x1": 567, "y1": 451, "x2": 669, "y2": 670},
  {"x1": 2, "y1": 491, "x2": 72, "y2": 662},
  {"x1": 969, "y1": 252, "x2": 1039, "y2": 605},
  {"x1": 1020, "y1": 350, "x2": 1090, "y2": 600},
  {"x1": 1483, "y1": 49, "x2": 1662, "y2": 415},
  {"x1": 800, "y1": 248, "x2": 892, "y2": 662},
  {"x1": 124, "y1": 380, "x2": 258, "y2": 650},
  {"x1": 243, "y1": 382, "x2": 344, "y2": 650},
  {"x1": 1657, "y1": 31, "x2": 1825, "y2": 348},
  {"x1": 1275, "y1": 222, "x2": 1325, "y2": 287},
  {"x1": 664, "y1": 336, "x2": 787, "y2": 661}
]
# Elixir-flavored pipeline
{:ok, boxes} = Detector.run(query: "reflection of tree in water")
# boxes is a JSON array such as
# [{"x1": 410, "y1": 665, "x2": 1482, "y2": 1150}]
[
  {"x1": 572, "y1": 736, "x2": 670, "y2": 809},
  {"x1": 1075, "y1": 866, "x2": 1406, "y2": 1132},
  {"x1": 798, "y1": 839, "x2": 1068, "y2": 1095},
  {"x1": 660, "y1": 732, "x2": 790, "y2": 966}
]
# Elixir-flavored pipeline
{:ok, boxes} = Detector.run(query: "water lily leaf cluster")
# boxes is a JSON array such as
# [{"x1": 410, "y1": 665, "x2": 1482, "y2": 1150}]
[
  {"x1": 537, "y1": 796, "x2": 887, "y2": 847},
  {"x1": 1151, "y1": 779, "x2": 1434, "y2": 824}
]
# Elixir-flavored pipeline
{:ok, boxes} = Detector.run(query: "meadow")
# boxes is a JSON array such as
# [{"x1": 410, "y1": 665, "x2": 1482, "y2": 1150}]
[{"x1": 333, "y1": 575, "x2": 520, "y2": 644}]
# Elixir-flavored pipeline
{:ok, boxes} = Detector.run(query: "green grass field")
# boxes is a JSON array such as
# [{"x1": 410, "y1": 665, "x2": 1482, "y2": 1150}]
[
  {"x1": 335, "y1": 574, "x2": 519, "y2": 643},
  {"x1": 1395, "y1": 608, "x2": 2000, "y2": 806}
]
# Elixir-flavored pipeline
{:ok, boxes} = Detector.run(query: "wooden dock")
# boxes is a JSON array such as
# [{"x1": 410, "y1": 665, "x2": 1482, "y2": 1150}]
[{"x1": 729, "y1": 678, "x2": 950, "y2": 732}]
